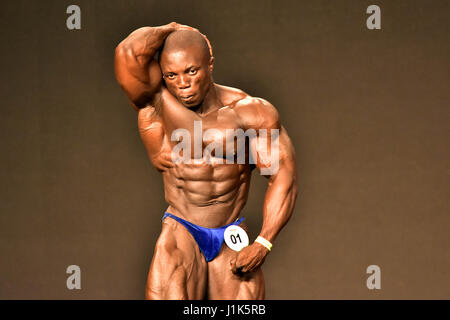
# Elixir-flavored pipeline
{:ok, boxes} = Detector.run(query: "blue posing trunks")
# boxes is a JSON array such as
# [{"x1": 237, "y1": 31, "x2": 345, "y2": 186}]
[{"x1": 162, "y1": 212, "x2": 244, "y2": 262}]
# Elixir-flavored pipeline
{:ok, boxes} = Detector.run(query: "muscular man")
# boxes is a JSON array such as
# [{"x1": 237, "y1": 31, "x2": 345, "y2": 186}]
[{"x1": 114, "y1": 22, "x2": 298, "y2": 300}]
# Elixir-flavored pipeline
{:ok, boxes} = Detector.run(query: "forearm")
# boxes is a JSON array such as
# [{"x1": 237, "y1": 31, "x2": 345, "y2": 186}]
[
  {"x1": 230, "y1": 164, "x2": 298, "y2": 274},
  {"x1": 117, "y1": 23, "x2": 176, "y2": 62},
  {"x1": 259, "y1": 166, "x2": 298, "y2": 243}
]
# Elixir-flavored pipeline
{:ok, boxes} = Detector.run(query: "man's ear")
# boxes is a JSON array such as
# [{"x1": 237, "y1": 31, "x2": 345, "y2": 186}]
[{"x1": 209, "y1": 56, "x2": 214, "y2": 72}]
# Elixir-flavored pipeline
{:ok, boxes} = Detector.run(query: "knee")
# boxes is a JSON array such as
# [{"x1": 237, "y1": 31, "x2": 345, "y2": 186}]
[{"x1": 146, "y1": 266, "x2": 188, "y2": 300}]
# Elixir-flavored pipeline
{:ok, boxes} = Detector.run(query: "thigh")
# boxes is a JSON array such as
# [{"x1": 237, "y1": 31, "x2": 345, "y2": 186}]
[
  {"x1": 146, "y1": 218, "x2": 208, "y2": 300},
  {"x1": 207, "y1": 243, "x2": 265, "y2": 300}
]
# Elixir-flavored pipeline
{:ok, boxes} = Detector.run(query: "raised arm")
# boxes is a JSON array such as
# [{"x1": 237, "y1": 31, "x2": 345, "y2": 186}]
[
  {"x1": 114, "y1": 23, "x2": 177, "y2": 110},
  {"x1": 231, "y1": 97, "x2": 298, "y2": 274}
]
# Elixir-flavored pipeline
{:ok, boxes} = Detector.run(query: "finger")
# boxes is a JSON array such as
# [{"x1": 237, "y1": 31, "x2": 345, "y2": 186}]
[
  {"x1": 230, "y1": 257, "x2": 237, "y2": 272},
  {"x1": 246, "y1": 261, "x2": 258, "y2": 273},
  {"x1": 248, "y1": 256, "x2": 265, "y2": 273},
  {"x1": 232, "y1": 263, "x2": 243, "y2": 274},
  {"x1": 232, "y1": 264, "x2": 241, "y2": 275},
  {"x1": 242, "y1": 257, "x2": 259, "y2": 273},
  {"x1": 235, "y1": 258, "x2": 250, "y2": 274},
  {"x1": 161, "y1": 160, "x2": 174, "y2": 168},
  {"x1": 158, "y1": 155, "x2": 174, "y2": 168},
  {"x1": 232, "y1": 257, "x2": 245, "y2": 275},
  {"x1": 241, "y1": 262, "x2": 252, "y2": 273},
  {"x1": 178, "y1": 26, "x2": 194, "y2": 31},
  {"x1": 177, "y1": 24, "x2": 199, "y2": 33}
]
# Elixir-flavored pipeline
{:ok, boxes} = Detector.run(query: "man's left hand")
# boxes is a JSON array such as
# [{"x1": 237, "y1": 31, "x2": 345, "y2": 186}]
[{"x1": 230, "y1": 242, "x2": 269, "y2": 275}]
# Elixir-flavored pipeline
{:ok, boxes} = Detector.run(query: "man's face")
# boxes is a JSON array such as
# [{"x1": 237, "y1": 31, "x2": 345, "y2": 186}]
[{"x1": 160, "y1": 45, "x2": 213, "y2": 108}]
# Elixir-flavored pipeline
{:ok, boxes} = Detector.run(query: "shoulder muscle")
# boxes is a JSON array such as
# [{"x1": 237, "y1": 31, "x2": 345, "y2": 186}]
[{"x1": 234, "y1": 96, "x2": 280, "y2": 130}]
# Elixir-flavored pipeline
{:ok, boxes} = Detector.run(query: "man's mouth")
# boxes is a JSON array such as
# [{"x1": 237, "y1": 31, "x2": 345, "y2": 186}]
[{"x1": 180, "y1": 94, "x2": 195, "y2": 102}]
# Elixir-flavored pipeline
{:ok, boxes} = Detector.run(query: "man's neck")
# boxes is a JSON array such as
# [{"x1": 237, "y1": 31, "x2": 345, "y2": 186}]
[{"x1": 191, "y1": 83, "x2": 222, "y2": 116}]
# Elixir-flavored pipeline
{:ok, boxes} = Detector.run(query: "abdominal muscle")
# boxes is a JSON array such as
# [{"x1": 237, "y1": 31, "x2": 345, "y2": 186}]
[{"x1": 162, "y1": 160, "x2": 252, "y2": 228}]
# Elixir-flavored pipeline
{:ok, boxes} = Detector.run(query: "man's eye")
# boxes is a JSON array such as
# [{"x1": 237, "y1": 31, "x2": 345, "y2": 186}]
[
  {"x1": 166, "y1": 74, "x2": 175, "y2": 80},
  {"x1": 189, "y1": 69, "x2": 197, "y2": 75}
]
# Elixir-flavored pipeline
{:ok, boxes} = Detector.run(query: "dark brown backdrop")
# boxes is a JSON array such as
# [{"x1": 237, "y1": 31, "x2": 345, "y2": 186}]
[{"x1": 0, "y1": 0, "x2": 448, "y2": 299}]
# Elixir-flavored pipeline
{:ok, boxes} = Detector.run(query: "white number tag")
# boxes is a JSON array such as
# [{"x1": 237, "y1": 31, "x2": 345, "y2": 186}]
[{"x1": 224, "y1": 225, "x2": 249, "y2": 252}]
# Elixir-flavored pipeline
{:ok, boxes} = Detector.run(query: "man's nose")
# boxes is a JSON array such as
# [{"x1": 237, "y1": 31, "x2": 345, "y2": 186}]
[{"x1": 177, "y1": 75, "x2": 191, "y2": 89}]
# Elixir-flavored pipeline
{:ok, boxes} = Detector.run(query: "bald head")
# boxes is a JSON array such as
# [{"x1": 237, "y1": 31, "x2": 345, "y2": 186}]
[
  {"x1": 160, "y1": 30, "x2": 211, "y2": 63},
  {"x1": 159, "y1": 29, "x2": 215, "y2": 108}
]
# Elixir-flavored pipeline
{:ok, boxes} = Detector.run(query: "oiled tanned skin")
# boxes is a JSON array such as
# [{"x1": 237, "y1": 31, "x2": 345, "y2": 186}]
[{"x1": 114, "y1": 22, "x2": 298, "y2": 299}]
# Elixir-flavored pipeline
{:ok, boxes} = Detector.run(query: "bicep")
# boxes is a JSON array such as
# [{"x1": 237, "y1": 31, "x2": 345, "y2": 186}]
[
  {"x1": 276, "y1": 126, "x2": 297, "y2": 176},
  {"x1": 114, "y1": 47, "x2": 162, "y2": 109},
  {"x1": 238, "y1": 97, "x2": 284, "y2": 175},
  {"x1": 253, "y1": 125, "x2": 297, "y2": 179}
]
